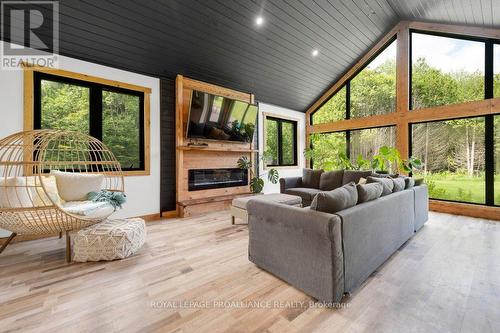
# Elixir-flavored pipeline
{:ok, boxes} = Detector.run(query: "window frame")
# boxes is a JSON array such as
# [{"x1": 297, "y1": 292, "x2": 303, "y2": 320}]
[
  {"x1": 26, "y1": 68, "x2": 151, "y2": 176},
  {"x1": 264, "y1": 114, "x2": 298, "y2": 168}
]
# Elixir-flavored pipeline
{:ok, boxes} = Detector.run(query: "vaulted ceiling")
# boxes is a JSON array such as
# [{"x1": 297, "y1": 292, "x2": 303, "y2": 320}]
[{"x1": 3, "y1": 0, "x2": 500, "y2": 111}]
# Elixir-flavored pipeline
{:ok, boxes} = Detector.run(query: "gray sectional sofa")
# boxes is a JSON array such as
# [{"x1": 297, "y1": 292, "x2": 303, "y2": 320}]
[{"x1": 248, "y1": 169, "x2": 428, "y2": 304}]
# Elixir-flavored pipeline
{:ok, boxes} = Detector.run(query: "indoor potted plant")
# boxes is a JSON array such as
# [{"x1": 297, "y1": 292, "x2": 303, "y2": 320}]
[{"x1": 237, "y1": 152, "x2": 279, "y2": 193}]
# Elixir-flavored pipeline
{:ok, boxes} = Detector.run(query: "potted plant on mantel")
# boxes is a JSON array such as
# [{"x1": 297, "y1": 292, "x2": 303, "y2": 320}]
[{"x1": 237, "y1": 152, "x2": 279, "y2": 193}]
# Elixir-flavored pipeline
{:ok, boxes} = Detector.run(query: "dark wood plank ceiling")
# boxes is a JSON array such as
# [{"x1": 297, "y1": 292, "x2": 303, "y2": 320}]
[{"x1": 3, "y1": 0, "x2": 500, "y2": 111}]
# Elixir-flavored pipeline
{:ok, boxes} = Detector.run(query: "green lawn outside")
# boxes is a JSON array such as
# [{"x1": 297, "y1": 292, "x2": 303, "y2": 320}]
[{"x1": 415, "y1": 172, "x2": 500, "y2": 205}]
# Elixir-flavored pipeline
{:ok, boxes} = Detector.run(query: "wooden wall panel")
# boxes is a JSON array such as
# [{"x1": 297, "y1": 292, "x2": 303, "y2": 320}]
[{"x1": 175, "y1": 75, "x2": 255, "y2": 217}]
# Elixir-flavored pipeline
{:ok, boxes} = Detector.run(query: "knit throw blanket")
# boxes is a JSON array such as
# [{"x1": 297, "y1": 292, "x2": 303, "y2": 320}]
[{"x1": 87, "y1": 190, "x2": 127, "y2": 209}]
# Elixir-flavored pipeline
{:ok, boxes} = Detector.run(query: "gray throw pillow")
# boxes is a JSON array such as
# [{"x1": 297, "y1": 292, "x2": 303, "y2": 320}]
[
  {"x1": 342, "y1": 170, "x2": 373, "y2": 185},
  {"x1": 356, "y1": 183, "x2": 383, "y2": 204},
  {"x1": 302, "y1": 168, "x2": 323, "y2": 189},
  {"x1": 392, "y1": 177, "x2": 405, "y2": 192},
  {"x1": 404, "y1": 177, "x2": 415, "y2": 189},
  {"x1": 310, "y1": 182, "x2": 358, "y2": 214},
  {"x1": 366, "y1": 176, "x2": 394, "y2": 196},
  {"x1": 319, "y1": 170, "x2": 344, "y2": 191}
]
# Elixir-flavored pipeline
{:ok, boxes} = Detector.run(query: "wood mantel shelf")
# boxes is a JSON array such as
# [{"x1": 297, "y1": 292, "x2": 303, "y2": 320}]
[{"x1": 177, "y1": 145, "x2": 258, "y2": 153}]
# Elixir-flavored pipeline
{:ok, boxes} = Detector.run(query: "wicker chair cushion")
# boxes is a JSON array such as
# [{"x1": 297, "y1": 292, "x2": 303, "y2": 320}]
[
  {"x1": 73, "y1": 218, "x2": 146, "y2": 262},
  {"x1": 62, "y1": 201, "x2": 115, "y2": 219},
  {"x1": 51, "y1": 170, "x2": 104, "y2": 201},
  {"x1": 0, "y1": 177, "x2": 32, "y2": 208},
  {"x1": 26, "y1": 176, "x2": 64, "y2": 207}
]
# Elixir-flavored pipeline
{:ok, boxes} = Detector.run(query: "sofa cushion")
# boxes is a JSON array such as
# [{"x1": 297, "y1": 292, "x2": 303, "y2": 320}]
[
  {"x1": 302, "y1": 168, "x2": 323, "y2": 189},
  {"x1": 392, "y1": 177, "x2": 406, "y2": 192},
  {"x1": 366, "y1": 176, "x2": 394, "y2": 196},
  {"x1": 356, "y1": 183, "x2": 383, "y2": 203},
  {"x1": 404, "y1": 177, "x2": 415, "y2": 189},
  {"x1": 284, "y1": 188, "x2": 322, "y2": 202},
  {"x1": 310, "y1": 182, "x2": 357, "y2": 214},
  {"x1": 319, "y1": 170, "x2": 344, "y2": 191},
  {"x1": 342, "y1": 170, "x2": 373, "y2": 185}
]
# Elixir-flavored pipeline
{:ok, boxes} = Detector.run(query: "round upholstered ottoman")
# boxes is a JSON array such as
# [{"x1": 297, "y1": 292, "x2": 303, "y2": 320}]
[{"x1": 72, "y1": 218, "x2": 146, "y2": 262}]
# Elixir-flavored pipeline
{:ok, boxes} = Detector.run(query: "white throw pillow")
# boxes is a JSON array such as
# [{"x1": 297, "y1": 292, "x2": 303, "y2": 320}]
[
  {"x1": 0, "y1": 177, "x2": 33, "y2": 208},
  {"x1": 51, "y1": 170, "x2": 104, "y2": 202},
  {"x1": 26, "y1": 175, "x2": 64, "y2": 207}
]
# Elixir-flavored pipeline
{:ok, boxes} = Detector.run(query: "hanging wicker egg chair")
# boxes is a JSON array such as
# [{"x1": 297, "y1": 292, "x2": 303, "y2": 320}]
[{"x1": 0, "y1": 130, "x2": 124, "y2": 258}]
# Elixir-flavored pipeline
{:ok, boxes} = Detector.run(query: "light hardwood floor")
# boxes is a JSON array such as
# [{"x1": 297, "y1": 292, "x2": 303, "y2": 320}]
[{"x1": 1, "y1": 211, "x2": 499, "y2": 333}]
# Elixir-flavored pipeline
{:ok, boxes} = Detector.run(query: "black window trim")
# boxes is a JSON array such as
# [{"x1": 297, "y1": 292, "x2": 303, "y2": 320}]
[
  {"x1": 33, "y1": 71, "x2": 145, "y2": 172},
  {"x1": 265, "y1": 115, "x2": 298, "y2": 167}
]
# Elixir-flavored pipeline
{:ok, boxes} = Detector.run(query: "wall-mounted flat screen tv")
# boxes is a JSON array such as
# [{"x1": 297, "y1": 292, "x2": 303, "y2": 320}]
[{"x1": 186, "y1": 90, "x2": 258, "y2": 143}]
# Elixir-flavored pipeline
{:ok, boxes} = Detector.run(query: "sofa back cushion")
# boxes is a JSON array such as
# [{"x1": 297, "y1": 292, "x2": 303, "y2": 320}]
[
  {"x1": 342, "y1": 170, "x2": 373, "y2": 185},
  {"x1": 356, "y1": 183, "x2": 383, "y2": 204},
  {"x1": 404, "y1": 177, "x2": 415, "y2": 189},
  {"x1": 310, "y1": 182, "x2": 357, "y2": 214},
  {"x1": 392, "y1": 177, "x2": 406, "y2": 192},
  {"x1": 366, "y1": 176, "x2": 394, "y2": 196},
  {"x1": 302, "y1": 168, "x2": 323, "y2": 189},
  {"x1": 319, "y1": 170, "x2": 344, "y2": 191}
]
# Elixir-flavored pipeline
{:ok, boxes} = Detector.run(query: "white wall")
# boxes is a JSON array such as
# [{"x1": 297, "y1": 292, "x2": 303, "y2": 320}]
[
  {"x1": 257, "y1": 103, "x2": 306, "y2": 194},
  {"x1": 0, "y1": 41, "x2": 161, "y2": 237}
]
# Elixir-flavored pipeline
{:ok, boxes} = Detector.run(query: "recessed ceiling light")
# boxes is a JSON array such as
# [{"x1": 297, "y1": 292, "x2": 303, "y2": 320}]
[
  {"x1": 312, "y1": 49, "x2": 319, "y2": 57},
  {"x1": 256, "y1": 16, "x2": 264, "y2": 26}
]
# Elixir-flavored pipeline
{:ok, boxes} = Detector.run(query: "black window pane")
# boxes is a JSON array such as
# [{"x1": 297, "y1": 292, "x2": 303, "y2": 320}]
[
  {"x1": 412, "y1": 118, "x2": 485, "y2": 204},
  {"x1": 102, "y1": 91, "x2": 142, "y2": 169},
  {"x1": 40, "y1": 79, "x2": 89, "y2": 133},
  {"x1": 350, "y1": 40, "x2": 397, "y2": 119},
  {"x1": 265, "y1": 119, "x2": 278, "y2": 165},
  {"x1": 281, "y1": 122, "x2": 295, "y2": 165},
  {"x1": 310, "y1": 132, "x2": 347, "y2": 171},
  {"x1": 312, "y1": 86, "x2": 346, "y2": 124},
  {"x1": 411, "y1": 33, "x2": 485, "y2": 110},
  {"x1": 350, "y1": 126, "x2": 396, "y2": 170}
]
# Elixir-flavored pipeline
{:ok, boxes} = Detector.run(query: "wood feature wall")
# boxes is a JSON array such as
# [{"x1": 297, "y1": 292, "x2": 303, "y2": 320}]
[
  {"x1": 305, "y1": 21, "x2": 500, "y2": 221},
  {"x1": 175, "y1": 75, "x2": 256, "y2": 217}
]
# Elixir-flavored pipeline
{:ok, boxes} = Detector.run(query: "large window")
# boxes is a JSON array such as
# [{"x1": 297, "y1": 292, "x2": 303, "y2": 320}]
[
  {"x1": 411, "y1": 32, "x2": 485, "y2": 110},
  {"x1": 264, "y1": 116, "x2": 297, "y2": 167},
  {"x1": 350, "y1": 40, "x2": 397, "y2": 119},
  {"x1": 412, "y1": 117, "x2": 486, "y2": 204},
  {"x1": 35, "y1": 72, "x2": 145, "y2": 171}
]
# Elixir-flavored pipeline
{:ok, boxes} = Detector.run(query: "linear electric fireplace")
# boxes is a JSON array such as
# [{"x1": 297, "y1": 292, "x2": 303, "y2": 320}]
[{"x1": 188, "y1": 168, "x2": 248, "y2": 191}]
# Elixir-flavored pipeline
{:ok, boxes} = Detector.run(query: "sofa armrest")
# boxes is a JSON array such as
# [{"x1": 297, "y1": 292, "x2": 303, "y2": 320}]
[
  {"x1": 335, "y1": 190, "x2": 415, "y2": 293},
  {"x1": 247, "y1": 200, "x2": 344, "y2": 303},
  {"x1": 413, "y1": 184, "x2": 429, "y2": 231},
  {"x1": 279, "y1": 176, "x2": 302, "y2": 193}
]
